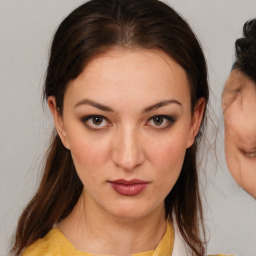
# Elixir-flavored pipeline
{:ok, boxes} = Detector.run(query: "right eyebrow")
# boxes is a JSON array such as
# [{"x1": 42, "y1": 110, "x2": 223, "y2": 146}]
[
  {"x1": 142, "y1": 99, "x2": 182, "y2": 113},
  {"x1": 74, "y1": 99, "x2": 114, "y2": 112}
]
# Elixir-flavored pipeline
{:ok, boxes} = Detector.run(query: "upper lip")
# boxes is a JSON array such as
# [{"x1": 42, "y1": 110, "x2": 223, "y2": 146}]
[{"x1": 109, "y1": 179, "x2": 149, "y2": 185}]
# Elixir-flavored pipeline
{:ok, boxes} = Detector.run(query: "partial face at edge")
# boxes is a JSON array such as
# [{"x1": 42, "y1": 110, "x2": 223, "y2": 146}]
[
  {"x1": 222, "y1": 70, "x2": 256, "y2": 199},
  {"x1": 48, "y1": 48, "x2": 205, "y2": 220}
]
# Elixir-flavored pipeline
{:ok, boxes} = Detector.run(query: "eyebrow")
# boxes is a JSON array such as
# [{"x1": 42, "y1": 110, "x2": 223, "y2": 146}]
[
  {"x1": 74, "y1": 99, "x2": 114, "y2": 112},
  {"x1": 74, "y1": 98, "x2": 182, "y2": 112},
  {"x1": 142, "y1": 99, "x2": 182, "y2": 113}
]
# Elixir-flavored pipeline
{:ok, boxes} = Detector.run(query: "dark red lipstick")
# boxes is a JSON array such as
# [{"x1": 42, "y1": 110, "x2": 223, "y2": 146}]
[{"x1": 109, "y1": 179, "x2": 149, "y2": 196}]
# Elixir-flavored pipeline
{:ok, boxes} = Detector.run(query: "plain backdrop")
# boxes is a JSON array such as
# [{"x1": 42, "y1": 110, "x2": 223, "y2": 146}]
[{"x1": 1, "y1": 1, "x2": 256, "y2": 255}]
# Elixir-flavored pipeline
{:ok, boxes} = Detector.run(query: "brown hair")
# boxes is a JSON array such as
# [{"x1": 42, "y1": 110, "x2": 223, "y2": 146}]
[{"x1": 12, "y1": 0, "x2": 209, "y2": 255}]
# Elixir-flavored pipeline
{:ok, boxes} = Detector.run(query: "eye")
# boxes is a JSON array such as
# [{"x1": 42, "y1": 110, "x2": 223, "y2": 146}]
[
  {"x1": 82, "y1": 115, "x2": 110, "y2": 129},
  {"x1": 244, "y1": 151, "x2": 256, "y2": 158},
  {"x1": 146, "y1": 115, "x2": 175, "y2": 129},
  {"x1": 239, "y1": 147, "x2": 256, "y2": 159}
]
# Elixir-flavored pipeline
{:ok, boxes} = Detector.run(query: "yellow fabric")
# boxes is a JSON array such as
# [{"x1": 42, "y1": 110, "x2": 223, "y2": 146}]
[
  {"x1": 22, "y1": 221, "x2": 174, "y2": 256},
  {"x1": 208, "y1": 255, "x2": 234, "y2": 256},
  {"x1": 22, "y1": 221, "x2": 232, "y2": 256},
  {"x1": 209, "y1": 255, "x2": 234, "y2": 256}
]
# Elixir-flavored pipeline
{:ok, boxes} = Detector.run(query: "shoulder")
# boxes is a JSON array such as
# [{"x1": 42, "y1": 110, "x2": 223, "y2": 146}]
[{"x1": 21, "y1": 228, "x2": 80, "y2": 256}]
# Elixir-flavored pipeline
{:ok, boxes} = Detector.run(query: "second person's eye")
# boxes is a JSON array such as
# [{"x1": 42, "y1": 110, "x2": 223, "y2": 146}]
[{"x1": 243, "y1": 151, "x2": 256, "y2": 158}]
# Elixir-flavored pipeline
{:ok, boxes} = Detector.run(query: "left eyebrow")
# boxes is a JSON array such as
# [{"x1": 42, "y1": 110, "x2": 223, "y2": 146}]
[
  {"x1": 142, "y1": 99, "x2": 182, "y2": 113},
  {"x1": 74, "y1": 99, "x2": 114, "y2": 112}
]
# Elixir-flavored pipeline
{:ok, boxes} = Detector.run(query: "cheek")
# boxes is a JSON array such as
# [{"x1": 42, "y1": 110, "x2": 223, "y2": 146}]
[
  {"x1": 225, "y1": 148, "x2": 239, "y2": 182},
  {"x1": 65, "y1": 127, "x2": 111, "y2": 180},
  {"x1": 148, "y1": 141, "x2": 186, "y2": 201},
  {"x1": 147, "y1": 133, "x2": 188, "y2": 182},
  {"x1": 152, "y1": 140, "x2": 186, "y2": 164},
  {"x1": 148, "y1": 126, "x2": 189, "y2": 161},
  {"x1": 225, "y1": 133, "x2": 256, "y2": 198},
  {"x1": 71, "y1": 140, "x2": 108, "y2": 166},
  {"x1": 224, "y1": 130, "x2": 241, "y2": 181},
  {"x1": 225, "y1": 121, "x2": 256, "y2": 177},
  {"x1": 230, "y1": 158, "x2": 256, "y2": 199},
  {"x1": 233, "y1": 155, "x2": 256, "y2": 196}
]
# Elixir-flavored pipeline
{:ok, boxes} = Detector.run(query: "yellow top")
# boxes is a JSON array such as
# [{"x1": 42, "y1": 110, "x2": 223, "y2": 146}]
[
  {"x1": 22, "y1": 221, "x2": 232, "y2": 256},
  {"x1": 22, "y1": 222, "x2": 174, "y2": 256}
]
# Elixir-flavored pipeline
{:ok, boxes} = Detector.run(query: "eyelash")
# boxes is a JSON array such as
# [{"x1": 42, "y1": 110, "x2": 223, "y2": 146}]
[
  {"x1": 81, "y1": 115, "x2": 176, "y2": 130},
  {"x1": 243, "y1": 151, "x2": 256, "y2": 159},
  {"x1": 238, "y1": 147, "x2": 256, "y2": 159},
  {"x1": 146, "y1": 115, "x2": 176, "y2": 129},
  {"x1": 81, "y1": 115, "x2": 111, "y2": 130}
]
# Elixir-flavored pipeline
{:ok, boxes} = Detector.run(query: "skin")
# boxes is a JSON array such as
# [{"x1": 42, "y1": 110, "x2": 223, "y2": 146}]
[
  {"x1": 48, "y1": 48, "x2": 205, "y2": 255},
  {"x1": 222, "y1": 69, "x2": 256, "y2": 199}
]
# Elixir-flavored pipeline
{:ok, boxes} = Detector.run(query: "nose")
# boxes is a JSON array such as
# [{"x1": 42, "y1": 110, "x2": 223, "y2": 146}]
[{"x1": 112, "y1": 126, "x2": 145, "y2": 171}]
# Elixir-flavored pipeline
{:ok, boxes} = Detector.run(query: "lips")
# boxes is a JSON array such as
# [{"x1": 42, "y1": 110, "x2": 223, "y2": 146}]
[{"x1": 109, "y1": 179, "x2": 149, "y2": 196}]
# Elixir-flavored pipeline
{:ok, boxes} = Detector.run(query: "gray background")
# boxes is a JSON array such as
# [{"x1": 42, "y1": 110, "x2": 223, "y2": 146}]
[{"x1": 1, "y1": 0, "x2": 256, "y2": 255}]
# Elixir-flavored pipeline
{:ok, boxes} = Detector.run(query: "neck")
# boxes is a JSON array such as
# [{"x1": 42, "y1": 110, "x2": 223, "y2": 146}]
[{"x1": 58, "y1": 190, "x2": 167, "y2": 255}]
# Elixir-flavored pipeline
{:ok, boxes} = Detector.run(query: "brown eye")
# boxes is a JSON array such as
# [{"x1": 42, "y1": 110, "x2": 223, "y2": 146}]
[
  {"x1": 153, "y1": 116, "x2": 164, "y2": 126},
  {"x1": 147, "y1": 115, "x2": 175, "y2": 129},
  {"x1": 82, "y1": 115, "x2": 110, "y2": 129},
  {"x1": 92, "y1": 116, "x2": 103, "y2": 125}
]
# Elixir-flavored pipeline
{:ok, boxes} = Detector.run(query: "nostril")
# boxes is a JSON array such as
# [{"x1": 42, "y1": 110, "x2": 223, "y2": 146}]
[{"x1": 112, "y1": 147, "x2": 145, "y2": 170}]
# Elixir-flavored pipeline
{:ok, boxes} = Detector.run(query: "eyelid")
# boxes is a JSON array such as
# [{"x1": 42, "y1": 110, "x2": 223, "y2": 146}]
[
  {"x1": 243, "y1": 151, "x2": 256, "y2": 158},
  {"x1": 146, "y1": 115, "x2": 176, "y2": 129},
  {"x1": 81, "y1": 115, "x2": 111, "y2": 129},
  {"x1": 244, "y1": 152, "x2": 256, "y2": 158},
  {"x1": 239, "y1": 148, "x2": 256, "y2": 158},
  {"x1": 81, "y1": 114, "x2": 176, "y2": 130}
]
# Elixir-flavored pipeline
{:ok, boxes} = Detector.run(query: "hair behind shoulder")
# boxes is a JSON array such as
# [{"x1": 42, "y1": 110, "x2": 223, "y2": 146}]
[{"x1": 11, "y1": 1, "x2": 208, "y2": 255}]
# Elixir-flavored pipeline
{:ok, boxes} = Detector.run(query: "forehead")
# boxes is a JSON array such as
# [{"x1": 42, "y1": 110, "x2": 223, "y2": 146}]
[
  {"x1": 79, "y1": 48, "x2": 187, "y2": 83},
  {"x1": 224, "y1": 72, "x2": 256, "y2": 145},
  {"x1": 222, "y1": 70, "x2": 245, "y2": 112},
  {"x1": 222, "y1": 70, "x2": 256, "y2": 112},
  {"x1": 65, "y1": 48, "x2": 191, "y2": 105}
]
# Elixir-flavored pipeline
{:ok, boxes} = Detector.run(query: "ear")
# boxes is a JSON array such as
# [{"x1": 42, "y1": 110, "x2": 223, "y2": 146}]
[
  {"x1": 187, "y1": 97, "x2": 205, "y2": 148},
  {"x1": 48, "y1": 96, "x2": 70, "y2": 149}
]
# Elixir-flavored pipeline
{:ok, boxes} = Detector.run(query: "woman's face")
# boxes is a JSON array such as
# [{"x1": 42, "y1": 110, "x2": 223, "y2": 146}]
[
  {"x1": 49, "y1": 48, "x2": 204, "y2": 219},
  {"x1": 222, "y1": 70, "x2": 256, "y2": 199}
]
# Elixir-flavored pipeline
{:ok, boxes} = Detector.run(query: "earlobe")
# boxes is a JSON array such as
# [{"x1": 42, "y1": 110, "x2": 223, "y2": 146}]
[
  {"x1": 187, "y1": 97, "x2": 205, "y2": 148},
  {"x1": 47, "y1": 96, "x2": 70, "y2": 149}
]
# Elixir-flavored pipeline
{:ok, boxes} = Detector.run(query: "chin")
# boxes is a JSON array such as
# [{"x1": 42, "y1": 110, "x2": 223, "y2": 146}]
[{"x1": 108, "y1": 202, "x2": 161, "y2": 221}]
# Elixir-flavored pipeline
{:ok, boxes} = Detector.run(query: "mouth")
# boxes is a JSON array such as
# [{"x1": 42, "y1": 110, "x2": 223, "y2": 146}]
[{"x1": 109, "y1": 179, "x2": 149, "y2": 196}]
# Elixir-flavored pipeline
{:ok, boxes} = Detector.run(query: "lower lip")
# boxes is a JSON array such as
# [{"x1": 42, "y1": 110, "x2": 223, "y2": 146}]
[{"x1": 110, "y1": 182, "x2": 148, "y2": 196}]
